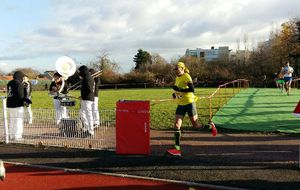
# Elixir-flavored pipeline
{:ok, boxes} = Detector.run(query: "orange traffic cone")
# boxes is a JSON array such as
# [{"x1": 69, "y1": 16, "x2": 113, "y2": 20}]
[{"x1": 293, "y1": 100, "x2": 300, "y2": 117}]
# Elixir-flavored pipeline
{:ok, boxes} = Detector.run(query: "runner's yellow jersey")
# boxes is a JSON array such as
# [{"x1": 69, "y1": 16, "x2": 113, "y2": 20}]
[{"x1": 174, "y1": 73, "x2": 197, "y2": 105}]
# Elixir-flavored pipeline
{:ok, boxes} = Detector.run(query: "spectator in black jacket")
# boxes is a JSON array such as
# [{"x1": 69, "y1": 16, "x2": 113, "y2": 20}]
[
  {"x1": 78, "y1": 65, "x2": 95, "y2": 137},
  {"x1": 7, "y1": 71, "x2": 26, "y2": 141},
  {"x1": 89, "y1": 68, "x2": 100, "y2": 128}
]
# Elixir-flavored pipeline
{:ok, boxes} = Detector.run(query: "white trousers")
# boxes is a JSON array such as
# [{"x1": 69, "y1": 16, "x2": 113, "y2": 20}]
[
  {"x1": 53, "y1": 99, "x2": 68, "y2": 124},
  {"x1": 80, "y1": 100, "x2": 94, "y2": 135},
  {"x1": 8, "y1": 107, "x2": 24, "y2": 140},
  {"x1": 25, "y1": 105, "x2": 33, "y2": 124},
  {"x1": 92, "y1": 97, "x2": 100, "y2": 125}
]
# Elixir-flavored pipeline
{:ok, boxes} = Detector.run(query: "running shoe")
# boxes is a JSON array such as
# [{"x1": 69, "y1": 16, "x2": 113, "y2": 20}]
[
  {"x1": 166, "y1": 148, "x2": 182, "y2": 156},
  {"x1": 211, "y1": 122, "x2": 217, "y2": 136}
]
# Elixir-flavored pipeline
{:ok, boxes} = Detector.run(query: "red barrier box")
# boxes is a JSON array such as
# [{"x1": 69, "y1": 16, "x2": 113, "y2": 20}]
[{"x1": 116, "y1": 100, "x2": 150, "y2": 155}]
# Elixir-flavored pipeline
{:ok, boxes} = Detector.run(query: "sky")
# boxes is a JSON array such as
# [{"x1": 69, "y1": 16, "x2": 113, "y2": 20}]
[{"x1": 0, "y1": 0, "x2": 299, "y2": 74}]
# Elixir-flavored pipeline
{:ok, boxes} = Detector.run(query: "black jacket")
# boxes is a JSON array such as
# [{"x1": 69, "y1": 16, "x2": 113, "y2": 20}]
[
  {"x1": 78, "y1": 66, "x2": 95, "y2": 101},
  {"x1": 7, "y1": 71, "x2": 25, "y2": 108}
]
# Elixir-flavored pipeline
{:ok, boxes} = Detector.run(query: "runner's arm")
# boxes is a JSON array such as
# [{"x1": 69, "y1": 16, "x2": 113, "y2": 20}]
[{"x1": 173, "y1": 82, "x2": 194, "y2": 92}]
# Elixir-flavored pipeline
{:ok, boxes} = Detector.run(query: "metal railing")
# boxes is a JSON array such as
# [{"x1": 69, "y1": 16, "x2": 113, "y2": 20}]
[
  {"x1": 0, "y1": 98, "x2": 115, "y2": 150},
  {"x1": 150, "y1": 79, "x2": 250, "y2": 128},
  {"x1": 206, "y1": 79, "x2": 250, "y2": 123}
]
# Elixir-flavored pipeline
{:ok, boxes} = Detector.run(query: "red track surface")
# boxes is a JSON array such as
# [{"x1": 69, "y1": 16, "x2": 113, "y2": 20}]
[{"x1": 0, "y1": 163, "x2": 219, "y2": 190}]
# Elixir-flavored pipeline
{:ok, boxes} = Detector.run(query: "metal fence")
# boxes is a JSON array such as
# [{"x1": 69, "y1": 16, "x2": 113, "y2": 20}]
[{"x1": 0, "y1": 98, "x2": 116, "y2": 150}]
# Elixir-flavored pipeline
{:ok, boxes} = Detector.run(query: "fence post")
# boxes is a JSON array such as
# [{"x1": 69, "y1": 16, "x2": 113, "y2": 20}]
[
  {"x1": 225, "y1": 85, "x2": 227, "y2": 102},
  {"x1": 1, "y1": 96, "x2": 9, "y2": 144},
  {"x1": 209, "y1": 97, "x2": 212, "y2": 123},
  {"x1": 218, "y1": 87, "x2": 221, "y2": 111}
]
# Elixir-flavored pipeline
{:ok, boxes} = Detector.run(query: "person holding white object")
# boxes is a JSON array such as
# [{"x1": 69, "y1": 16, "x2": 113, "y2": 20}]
[{"x1": 49, "y1": 72, "x2": 69, "y2": 124}]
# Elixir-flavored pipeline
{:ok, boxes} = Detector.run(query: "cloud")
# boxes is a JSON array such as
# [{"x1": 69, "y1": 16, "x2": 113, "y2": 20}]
[
  {"x1": 0, "y1": 62, "x2": 15, "y2": 73},
  {"x1": 0, "y1": 0, "x2": 299, "y2": 72},
  {"x1": 0, "y1": 62, "x2": 8, "y2": 67}
]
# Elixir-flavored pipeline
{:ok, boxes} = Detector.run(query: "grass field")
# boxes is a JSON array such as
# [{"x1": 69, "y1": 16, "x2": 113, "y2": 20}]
[{"x1": 0, "y1": 87, "x2": 238, "y2": 129}]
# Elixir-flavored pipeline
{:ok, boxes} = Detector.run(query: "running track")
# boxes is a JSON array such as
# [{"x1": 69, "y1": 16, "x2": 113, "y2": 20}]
[{"x1": 0, "y1": 163, "x2": 236, "y2": 190}]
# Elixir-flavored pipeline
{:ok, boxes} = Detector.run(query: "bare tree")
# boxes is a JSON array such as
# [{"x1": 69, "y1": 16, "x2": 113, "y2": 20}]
[
  {"x1": 236, "y1": 38, "x2": 240, "y2": 51},
  {"x1": 10, "y1": 68, "x2": 40, "y2": 79},
  {"x1": 243, "y1": 34, "x2": 248, "y2": 51},
  {"x1": 91, "y1": 51, "x2": 120, "y2": 84}
]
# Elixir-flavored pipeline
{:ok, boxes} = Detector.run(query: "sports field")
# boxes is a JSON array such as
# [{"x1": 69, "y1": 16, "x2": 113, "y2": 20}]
[{"x1": 213, "y1": 88, "x2": 300, "y2": 133}]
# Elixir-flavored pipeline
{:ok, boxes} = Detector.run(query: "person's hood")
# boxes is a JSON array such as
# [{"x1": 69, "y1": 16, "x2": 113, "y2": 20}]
[
  {"x1": 78, "y1": 65, "x2": 89, "y2": 77},
  {"x1": 13, "y1": 71, "x2": 25, "y2": 81}
]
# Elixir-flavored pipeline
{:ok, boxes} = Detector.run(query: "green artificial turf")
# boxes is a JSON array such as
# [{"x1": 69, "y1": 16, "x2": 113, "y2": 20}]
[{"x1": 212, "y1": 88, "x2": 300, "y2": 133}]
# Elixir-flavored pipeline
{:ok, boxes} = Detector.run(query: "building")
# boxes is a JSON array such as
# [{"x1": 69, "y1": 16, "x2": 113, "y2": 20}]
[{"x1": 185, "y1": 46, "x2": 231, "y2": 61}]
